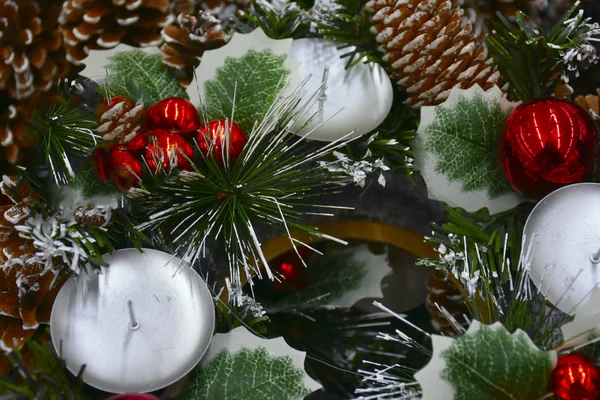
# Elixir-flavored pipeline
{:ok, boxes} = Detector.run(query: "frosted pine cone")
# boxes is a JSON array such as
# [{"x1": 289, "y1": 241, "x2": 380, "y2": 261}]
[
  {"x1": 0, "y1": 175, "x2": 68, "y2": 352},
  {"x1": 161, "y1": 12, "x2": 228, "y2": 87},
  {"x1": 0, "y1": 1, "x2": 70, "y2": 100},
  {"x1": 59, "y1": 0, "x2": 175, "y2": 65},
  {"x1": 364, "y1": 0, "x2": 500, "y2": 107},
  {"x1": 73, "y1": 204, "x2": 112, "y2": 226},
  {"x1": 426, "y1": 270, "x2": 468, "y2": 335},
  {"x1": 96, "y1": 96, "x2": 145, "y2": 144}
]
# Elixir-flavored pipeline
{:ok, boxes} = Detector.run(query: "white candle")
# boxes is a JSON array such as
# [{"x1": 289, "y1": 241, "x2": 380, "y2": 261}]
[
  {"x1": 288, "y1": 38, "x2": 394, "y2": 142},
  {"x1": 50, "y1": 249, "x2": 215, "y2": 393}
]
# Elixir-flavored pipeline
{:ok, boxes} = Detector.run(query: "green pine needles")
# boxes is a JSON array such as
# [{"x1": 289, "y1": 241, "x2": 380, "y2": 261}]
[
  {"x1": 487, "y1": 1, "x2": 600, "y2": 102},
  {"x1": 135, "y1": 86, "x2": 355, "y2": 303}
]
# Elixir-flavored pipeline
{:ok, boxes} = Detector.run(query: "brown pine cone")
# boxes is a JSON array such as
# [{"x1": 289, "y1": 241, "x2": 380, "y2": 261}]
[
  {"x1": 96, "y1": 96, "x2": 145, "y2": 144},
  {"x1": 0, "y1": 175, "x2": 68, "y2": 353},
  {"x1": 59, "y1": 0, "x2": 175, "y2": 65},
  {"x1": 171, "y1": 0, "x2": 197, "y2": 14},
  {"x1": 426, "y1": 270, "x2": 468, "y2": 335},
  {"x1": 576, "y1": 88, "x2": 600, "y2": 121},
  {"x1": 364, "y1": 0, "x2": 501, "y2": 107},
  {"x1": 0, "y1": 1, "x2": 70, "y2": 100},
  {"x1": 73, "y1": 204, "x2": 111, "y2": 226},
  {"x1": 161, "y1": 12, "x2": 228, "y2": 87}
]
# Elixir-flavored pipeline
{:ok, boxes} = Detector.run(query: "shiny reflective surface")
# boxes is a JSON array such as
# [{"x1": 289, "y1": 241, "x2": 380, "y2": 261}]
[
  {"x1": 144, "y1": 129, "x2": 194, "y2": 171},
  {"x1": 523, "y1": 183, "x2": 600, "y2": 314},
  {"x1": 551, "y1": 354, "x2": 600, "y2": 400},
  {"x1": 50, "y1": 249, "x2": 215, "y2": 393},
  {"x1": 196, "y1": 119, "x2": 247, "y2": 163},
  {"x1": 147, "y1": 97, "x2": 200, "y2": 134},
  {"x1": 500, "y1": 98, "x2": 597, "y2": 199}
]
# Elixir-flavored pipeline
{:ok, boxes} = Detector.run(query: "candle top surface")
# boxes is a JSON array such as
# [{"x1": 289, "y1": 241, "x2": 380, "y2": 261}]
[
  {"x1": 50, "y1": 248, "x2": 215, "y2": 394},
  {"x1": 288, "y1": 38, "x2": 393, "y2": 142}
]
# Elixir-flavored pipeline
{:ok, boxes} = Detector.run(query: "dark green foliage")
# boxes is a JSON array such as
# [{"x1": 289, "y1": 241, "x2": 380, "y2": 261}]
[{"x1": 487, "y1": 2, "x2": 600, "y2": 101}]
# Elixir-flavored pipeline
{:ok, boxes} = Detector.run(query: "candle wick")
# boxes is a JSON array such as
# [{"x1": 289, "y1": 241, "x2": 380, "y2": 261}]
[
  {"x1": 318, "y1": 67, "x2": 329, "y2": 103},
  {"x1": 591, "y1": 246, "x2": 600, "y2": 264},
  {"x1": 127, "y1": 300, "x2": 140, "y2": 331}
]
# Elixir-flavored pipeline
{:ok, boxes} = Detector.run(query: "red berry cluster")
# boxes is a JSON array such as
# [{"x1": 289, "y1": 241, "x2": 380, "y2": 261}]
[{"x1": 93, "y1": 97, "x2": 248, "y2": 190}]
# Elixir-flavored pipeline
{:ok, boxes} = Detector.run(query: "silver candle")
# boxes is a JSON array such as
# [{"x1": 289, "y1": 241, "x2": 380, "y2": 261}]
[
  {"x1": 50, "y1": 248, "x2": 214, "y2": 393},
  {"x1": 524, "y1": 183, "x2": 600, "y2": 315}
]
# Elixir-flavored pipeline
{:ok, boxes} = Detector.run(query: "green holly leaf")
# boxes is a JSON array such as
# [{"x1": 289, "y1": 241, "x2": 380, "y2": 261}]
[
  {"x1": 416, "y1": 321, "x2": 555, "y2": 400},
  {"x1": 177, "y1": 327, "x2": 320, "y2": 400},
  {"x1": 425, "y1": 94, "x2": 510, "y2": 198},
  {"x1": 204, "y1": 49, "x2": 289, "y2": 134},
  {"x1": 415, "y1": 85, "x2": 523, "y2": 214},
  {"x1": 102, "y1": 49, "x2": 188, "y2": 105}
]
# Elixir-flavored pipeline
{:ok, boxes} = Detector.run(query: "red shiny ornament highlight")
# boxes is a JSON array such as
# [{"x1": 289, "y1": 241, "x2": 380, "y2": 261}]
[
  {"x1": 196, "y1": 120, "x2": 247, "y2": 163},
  {"x1": 147, "y1": 97, "x2": 200, "y2": 134},
  {"x1": 551, "y1": 354, "x2": 600, "y2": 400},
  {"x1": 93, "y1": 146, "x2": 142, "y2": 190},
  {"x1": 268, "y1": 247, "x2": 310, "y2": 293},
  {"x1": 500, "y1": 98, "x2": 598, "y2": 199},
  {"x1": 144, "y1": 130, "x2": 194, "y2": 171}
]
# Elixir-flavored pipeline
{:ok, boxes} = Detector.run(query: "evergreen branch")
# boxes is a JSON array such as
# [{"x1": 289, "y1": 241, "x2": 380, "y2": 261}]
[
  {"x1": 487, "y1": 1, "x2": 600, "y2": 102},
  {"x1": 30, "y1": 99, "x2": 98, "y2": 186},
  {"x1": 0, "y1": 338, "x2": 85, "y2": 399},
  {"x1": 238, "y1": 0, "x2": 311, "y2": 39},
  {"x1": 418, "y1": 204, "x2": 566, "y2": 349},
  {"x1": 133, "y1": 86, "x2": 358, "y2": 304}
]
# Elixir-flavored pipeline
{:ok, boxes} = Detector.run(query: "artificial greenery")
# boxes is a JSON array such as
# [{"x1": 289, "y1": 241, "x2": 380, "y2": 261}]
[
  {"x1": 100, "y1": 50, "x2": 188, "y2": 105},
  {"x1": 178, "y1": 347, "x2": 311, "y2": 400},
  {"x1": 441, "y1": 324, "x2": 554, "y2": 400},
  {"x1": 418, "y1": 204, "x2": 565, "y2": 348},
  {"x1": 0, "y1": 338, "x2": 85, "y2": 399},
  {"x1": 420, "y1": 93, "x2": 514, "y2": 198},
  {"x1": 27, "y1": 99, "x2": 98, "y2": 186},
  {"x1": 487, "y1": 2, "x2": 600, "y2": 102},
  {"x1": 205, "y1": 49, "x2": 290, "y2": 134},
  {"x1": 239, "y1": 0, "x2": 311, "y2": 39}
]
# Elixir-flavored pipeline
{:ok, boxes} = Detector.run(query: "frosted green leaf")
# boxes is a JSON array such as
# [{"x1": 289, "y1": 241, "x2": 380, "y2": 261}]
[
  {"x1": 424, "y1": 94, "x2": 512, "y2": 199},
  {"x1": 204, "y1": 49, "x2": 289, "y2": 133},
  {"x1": 177, "y1": 347, "x2": 311, "y2": 400},
  {"x1": 441, "y1": 324, "x2": 554, "y2": 400},
  {"x1": 102, "y1": 50, "x2": 188, "y2": 105}
]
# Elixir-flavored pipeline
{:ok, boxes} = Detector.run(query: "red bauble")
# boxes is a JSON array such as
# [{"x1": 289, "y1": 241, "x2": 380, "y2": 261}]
[
  {"x1": 146, "y1": 97, "x2": 200, "y2": 134},
  {"x1": 551, "y1": 354, "x2": 600, "y2": 400},
  {"x1": 93, "y1": 146, "x2": 142, "y2": 190},
  {"x1": 144, "y1": 130, "x2": 194, "y2": 171},
  {"x1": 500, "y1": 98, "x2": 598, "y2": 199},
  {"x1": 268, "y1": 247, "x2": 310, "y2": 293},
  {"x1": 196, "y1": 120, "x2": 247, "y2": 163}
]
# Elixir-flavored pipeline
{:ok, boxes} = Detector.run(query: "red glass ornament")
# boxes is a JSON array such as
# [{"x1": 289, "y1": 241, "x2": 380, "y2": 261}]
[
  {"x1": 144, "y1": 130, "x2": 194, "y2": 171},
  {"x1": 126, "y1": 131, "x2": 148, "y2": 153},
  {"x1": 107, "y1": 395, "x2": 160, "y2": 400},
  {"x1": 93, "y1": 146, "x2": 142, "y2": 190},
  {"x1": 268, "y1": 247, "x2": 310, "y2": 293},
  {"x1": 551, "y1": 354, "x2": 600, "y2": 400},
  {"x1": 500, "y1": 98, "x2": 598, "y2": 199},
  {"x1": 111, "y1": 148, "x2": 143, "y2": 190},
  {"x1": 196, "y1": 120, "x2": 247, "y2": 163},
  {"x1": 147, "y1": 97, "x2": 200, "y2": 134}
]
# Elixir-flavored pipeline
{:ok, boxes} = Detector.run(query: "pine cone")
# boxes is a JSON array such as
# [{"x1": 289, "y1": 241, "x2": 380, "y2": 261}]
[
  {"x1": 59, "y1": 0, "x2": 175, "y2": 65},
  {"x1": 576, "y1": 88, "x2": 600, "y2": 120},
  {"x1": 0, "y1": 175, "x2": 68, "y2": 353},
  {"x1": 364, "y1": 0, "x2": 501, "y2": 107},
  {"x1": 161, "y1": 12, "x2": 228, "y2": 87},
  {"x1": 426, "y1": 270, "x2": 468, "y2": 335},
  {"x1": 96, "y1": 96, "x2": 145, "y2": 144},
  {"x1": 0, "y1": 1, "x2": 70, "y2": 100},
  {"x1": 73, "y1": 204, "x2": 112, "y2": 226}
]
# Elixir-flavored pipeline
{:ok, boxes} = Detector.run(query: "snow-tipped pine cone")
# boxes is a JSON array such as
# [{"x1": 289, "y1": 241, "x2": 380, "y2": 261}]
[
  {"x1": 426, "y1": 270, "x2": 468, "y2": 335},
  {"x1": 161, "y1": 11, "x2": 228, "y2": 87},
  {"x1": 364, "y1": 0, "x2": 500, "y2": 107},
  {"x1": 59, "y1": 0, "x2": 175, "y2": 65},
  {"x1": 96, "y1": 96, "x2": 145, "y2": 144}
]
